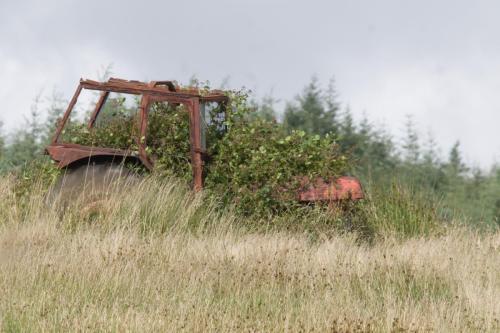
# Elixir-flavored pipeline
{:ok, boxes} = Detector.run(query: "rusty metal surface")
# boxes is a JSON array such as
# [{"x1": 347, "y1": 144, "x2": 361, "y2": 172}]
[
  {"x1": 137, "y1": 94, "x2": 154, "y2": 171},
  {"x1": 188, "y1": 99, "x2": 203, "y2": 191},
  {"x1": 46, "y1": 144, "x2": 139, "y2": 169},
  {"x1": 80, "y1": 78, "x2": 229, "y2": 103},
  {"x1": 298, "y1": 176, "x2": 364, "y2": 202}
]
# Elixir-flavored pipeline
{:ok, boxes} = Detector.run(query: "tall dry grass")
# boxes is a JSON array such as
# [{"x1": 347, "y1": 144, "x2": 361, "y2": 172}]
[{"x1": 0, "y1": 176, "x2": 499, "y2": 332}]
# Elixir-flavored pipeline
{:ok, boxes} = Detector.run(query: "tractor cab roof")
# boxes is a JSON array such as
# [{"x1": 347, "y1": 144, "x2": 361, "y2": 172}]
[{"x1": 80, "y1": 77, "x2": 229, "y2": 103}]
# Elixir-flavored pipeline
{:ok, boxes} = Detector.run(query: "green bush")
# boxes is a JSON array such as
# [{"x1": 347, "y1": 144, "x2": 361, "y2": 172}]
[
  {"x1": 205, "y1": 119, "x2": 348, "y2": 216},
  {"x1": 146, "y1": 103, "x2": 193, "y2": 181},
  {"x1": 60, "y1": 95, "x2": 140, "y2": 148},
  {"x1": 13, "y1": 157, "x2": 60, "y2": 204}
]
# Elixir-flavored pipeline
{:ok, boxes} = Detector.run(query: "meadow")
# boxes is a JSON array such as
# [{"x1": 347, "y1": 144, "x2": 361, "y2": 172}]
[{"x1": 0, "y1": 176, "x2": 498, "y2": 332}]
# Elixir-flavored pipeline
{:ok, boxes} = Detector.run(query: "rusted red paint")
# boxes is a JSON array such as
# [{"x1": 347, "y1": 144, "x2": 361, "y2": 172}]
[
  {"x1": 188, "y1": 99, "x2": 204, "y2": 191},
  {"x1": 46, "y1": 143, "x2": 140, "y2": 169},
  {"x1": 298, "y1": 176, "x2": 364, "y2": 202},
  {"x1": 46, "y1": 77, "x2": 364, "y2": 202}
]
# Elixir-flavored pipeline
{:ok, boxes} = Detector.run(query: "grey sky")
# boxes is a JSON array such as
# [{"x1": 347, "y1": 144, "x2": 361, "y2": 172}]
[{"x1": 1, "y1": 0, "x2": 499, "y2": 167}]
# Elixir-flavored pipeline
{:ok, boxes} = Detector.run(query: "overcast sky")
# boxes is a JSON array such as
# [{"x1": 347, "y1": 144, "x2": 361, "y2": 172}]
[{"x1": 1, "y1": 0, "x2": 499, "y2": 167}]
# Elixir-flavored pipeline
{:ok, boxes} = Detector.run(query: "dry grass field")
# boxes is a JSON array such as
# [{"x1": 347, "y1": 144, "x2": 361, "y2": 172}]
[{"x1": 0, "y1": 177, "x2": 499, "y2": 332}]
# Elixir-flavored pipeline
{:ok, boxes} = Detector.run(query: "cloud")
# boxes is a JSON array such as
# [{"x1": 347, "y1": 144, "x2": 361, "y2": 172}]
[{"x1": 1, "y1": 0, "x2": 500, "y2": 167}]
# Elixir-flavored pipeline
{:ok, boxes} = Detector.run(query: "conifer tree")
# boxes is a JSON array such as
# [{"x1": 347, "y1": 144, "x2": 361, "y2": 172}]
[
  {"x1": 283, "y1": 76, "x2": 339, "y2": 136},
  {"x1": 323, "y1": 77, "x2": 341, "y2": 137},
  {"x1": 257, "y1": 94, "x2": 277, "y2": 122},
  {"x1": 43, "y1": 88, "x2": 67, "y2": 144},
  {"x1": 338, "y1": 106, "x2": 358, "y2": 153},
  {"x1": 3, "y1": 95, "x2": 44, "y2": 168},
  {"x1": 421, "y1": 132, "x2": 446, "y2": 191},
  {"x1": 447, "y1": 141, "x2": 468, "y2": 176},
  {"x1": 402, "y1": 115, "x2": 420, "y2": 165}
]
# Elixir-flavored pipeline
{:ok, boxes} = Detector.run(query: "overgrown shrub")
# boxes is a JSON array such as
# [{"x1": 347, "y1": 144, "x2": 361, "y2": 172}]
[
  {"x1": 205, "y1": 119, "x2": 348, "y2": 215},
  {"x1": 63, "y1": 121, "x2": 136, "y2": 149},
  {"x1": 146, "y1": 103, "x2": 192, "y2": 181},
  {"x1": 13, "y1": 158, "x2": 60, "y2": 204},
  {"x1": 59, "y1": 88, "x2": 351, "y2": 217}
]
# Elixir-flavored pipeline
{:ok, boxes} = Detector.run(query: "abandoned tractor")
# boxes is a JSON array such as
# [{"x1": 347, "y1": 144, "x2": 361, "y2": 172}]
[{"x1": 45, "y1": 77, "x2": 363, "y2": 203}]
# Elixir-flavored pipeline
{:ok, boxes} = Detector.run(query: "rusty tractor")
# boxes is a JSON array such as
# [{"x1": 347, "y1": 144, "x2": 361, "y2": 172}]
[{"x1": 46, "y1": 77, "x2": 363, "y2": 203}]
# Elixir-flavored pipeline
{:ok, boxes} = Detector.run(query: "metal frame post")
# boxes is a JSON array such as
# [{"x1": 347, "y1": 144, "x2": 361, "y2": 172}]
[
  {"x1": 51, "y1": 83, "x2": 83, "y2": 144},
  {"x1": 189, "y1": 98, "x2": 203, "y2": 191}
]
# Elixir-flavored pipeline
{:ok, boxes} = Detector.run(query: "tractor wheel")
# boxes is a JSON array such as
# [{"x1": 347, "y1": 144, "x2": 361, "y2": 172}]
[{"x1": 48, "y1": 161, "x2": 142, "y2": 207}]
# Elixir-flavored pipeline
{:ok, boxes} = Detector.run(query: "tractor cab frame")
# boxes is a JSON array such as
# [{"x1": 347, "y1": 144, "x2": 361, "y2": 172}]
[{"x1": 47, "y1": 77, "x2": 228, "y2": 191}]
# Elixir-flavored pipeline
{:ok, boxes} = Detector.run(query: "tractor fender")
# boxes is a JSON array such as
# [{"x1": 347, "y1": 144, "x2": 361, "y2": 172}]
[{"x1": 46, "y1": 144, "x2": 147, "y2": 170}]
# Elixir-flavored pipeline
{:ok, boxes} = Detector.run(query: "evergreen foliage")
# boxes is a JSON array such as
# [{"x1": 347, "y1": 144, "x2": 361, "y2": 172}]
[
  {"x1": 251, "y1": 94, "x2": 278, "y2": 122},
  {"x1": 283, "y1": 76, "x2": 340, "y2": 136},
  {"x1": 2, "y1": 96, "x2": 45, "y2": 169},
  {"x1": 43, "y1": 89, "x2": 67, "y2": 144}
]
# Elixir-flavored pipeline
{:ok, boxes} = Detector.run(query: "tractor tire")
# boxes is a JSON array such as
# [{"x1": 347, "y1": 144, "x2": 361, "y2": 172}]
[{"x1": 47, "y1": 161, "x2": 141, "y2": 207}]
